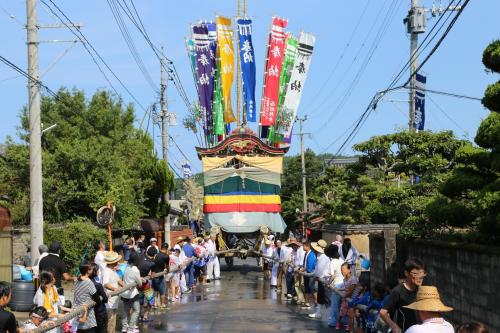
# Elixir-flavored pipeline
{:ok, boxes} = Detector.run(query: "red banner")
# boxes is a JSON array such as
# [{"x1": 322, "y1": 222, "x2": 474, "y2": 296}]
[{"x1": 260, "y1": 17, "x2": 288, "y2": 127}]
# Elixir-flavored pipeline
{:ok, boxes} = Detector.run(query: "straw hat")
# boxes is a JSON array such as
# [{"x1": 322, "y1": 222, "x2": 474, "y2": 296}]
[
  {"x1": 311, "y1": 239, "x2": 327, "y2": 253},
  {"x1": 404, "y1": 286, "x2": 453, "y2": 312},
  {"x1": 176, "y1": 236, "x2": 185, "y2": 244},
  {"x1": 286, "y1": 238, "x2": 301, "y2": 247},
  {"x1": 103, "y1": 251, "x2": 122, "y2": 264}
]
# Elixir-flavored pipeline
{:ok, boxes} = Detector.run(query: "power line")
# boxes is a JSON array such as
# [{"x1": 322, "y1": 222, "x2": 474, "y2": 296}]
[
  {"x1": 0, "y1": 54, "x2": 58, "y2": 98},
  {"x1": 323, "y1": 0, "x2": 470, "y2": 161},
  {"x1": 39, "y1": 0, "x2": 149, "y2": 118},
  {"x1": 305, "y1": 0, "x2": 371, "y2": 112},
  {"x1": 385, "y1": 0, "x2": 460, "y2": 91},
  {"x1": 427, "y1": 94, "x2": 470, "y2": 139},
  {"x1": 112, "y1": 0, "x2": 193, "y2": 112},
  {"x1": 0, "y1": 4, "x2": 24, "y2": 27},
  {"x1": 403, "y1": 86, "x2": 481, "y2": 101},
  {"x1": 314, "y1": 0, "x2": 403, "y2": 133},
  {"x1": 106, "y1": 0, "x2": 158, "y2": 93},
  {"x1": 403, "y1": 0, "x2": 470, "y2": 87}
]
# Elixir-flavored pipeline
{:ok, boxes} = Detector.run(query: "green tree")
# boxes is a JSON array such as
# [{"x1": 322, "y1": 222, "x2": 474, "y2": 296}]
[
  {"x1": 280, "y1": 150, "x2": 331, "y2": 228},
  {"x1": 437, "y1": 40, "x2": 500, "y2": 239},
  {"x1": 0, "y1": 89, "x2": 173, "y2": 228}
]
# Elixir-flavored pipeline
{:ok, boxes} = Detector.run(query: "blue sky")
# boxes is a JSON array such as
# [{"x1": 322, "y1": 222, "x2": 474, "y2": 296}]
[{"x1": 1, "y1": 0, "x2": 498, "y2": 174}]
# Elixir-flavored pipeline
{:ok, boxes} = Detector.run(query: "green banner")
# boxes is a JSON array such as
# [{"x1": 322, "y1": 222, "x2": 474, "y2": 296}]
[
  {"x1": 213, "y1": 62, "x2": 225, "y2": 136},
  {"x1": 269, "y1": 36, "x2": 298, "y2": 143}
]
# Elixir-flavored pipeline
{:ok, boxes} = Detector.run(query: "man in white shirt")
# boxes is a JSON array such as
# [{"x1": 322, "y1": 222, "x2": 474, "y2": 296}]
[
  {"x1": 308, "y1": 239, "x2": 329, "y2": 319},
  {"x1": 271, "y1": 240, "x2": 283, "y2": 288},
  {"x1": 284, "y1": 239, "x2": 301, "y2": 300},
  {"x1": 32, "y1": 244, "x2": 49, "y2": 279},
  {"x1": 102, "y1": 251, "x2": 123, "y2": 333},
  {"x1": 339, "y1": 238, "x2": 359, "y2": 277},
  {"x1": 293, "y1": 240, "x2": 306, "y2": 304},
  {"x1": 94, "y1": 240, "x2": 106, "y2": 283},
  {"x1": 206, "y1": 233, "x2": 220, "y2": 282},
  {"x1": 404, "y1": 286, "x2": 454, "y2": 333}
]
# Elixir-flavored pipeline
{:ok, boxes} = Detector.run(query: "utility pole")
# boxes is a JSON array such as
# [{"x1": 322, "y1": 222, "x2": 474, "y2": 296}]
[
  {"x1": 406, "y1": 0, "x2": 425, "y2": 131},
  {"x1": 294, "y1": 116, "x2": 309, "y2": 237},
  {"x1": 405, "y1": 0, "x2": 461, "y2": 131},
  {"x1": 27, "y1": 0, "x2": 43, "y2": 265},
  {"x1": 160, "y1": 48, "x2": 171, "y2": 245}
]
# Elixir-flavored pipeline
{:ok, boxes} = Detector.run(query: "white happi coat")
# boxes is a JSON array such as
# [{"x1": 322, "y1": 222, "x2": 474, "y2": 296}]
[{"x1": 271, "y1": 246, "x2": 287, "y2": 285}]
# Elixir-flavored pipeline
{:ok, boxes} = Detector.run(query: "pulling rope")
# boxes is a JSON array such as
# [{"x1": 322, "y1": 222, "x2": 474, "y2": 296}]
[{"x1": 29, "y1": 247, "x2": 242, "y2": 333}]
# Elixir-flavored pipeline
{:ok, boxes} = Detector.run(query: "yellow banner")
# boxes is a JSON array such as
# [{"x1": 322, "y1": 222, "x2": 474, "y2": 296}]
[{"x1": 216, "y1": 16, "x2": 236, "y2": 123}]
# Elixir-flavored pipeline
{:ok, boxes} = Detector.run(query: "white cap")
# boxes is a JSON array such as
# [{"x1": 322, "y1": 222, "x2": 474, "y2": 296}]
[
  {"x1": 268, "y1": 235, "x2": 275, "y2": 240},
  {"x1": 150, "y1": 237, "x2": 157, "y2": 242}
]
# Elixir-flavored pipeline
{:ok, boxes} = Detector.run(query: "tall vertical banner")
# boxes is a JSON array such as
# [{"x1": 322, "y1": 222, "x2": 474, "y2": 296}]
[
  {"x1": 414, "y1": 73, "x2": 426, "y2": 131},
  {"x1": 278, "y1": 32, "x2": 316, "y2": 138},
  {"x1": 216, "y1": 17, "x2": 236, "y2": 123},
  {"x1": 278, "y1": 36, "x2": 298, "y2": 109},
  {"x1": 193, "y1": 25, "x2": 215, "y2": 136},
  {"x1": 271, "y1": 35, "x2": 298, "y2": 141},
  {"x1": 213, "y1": 62, "x2": 225, "y2": 136},
  {"x1": 185, "y1": 39, "x2": 198, "y2": 88},
  {"x1": 260, "y1": 17, "x2": 288, "y2": 127},
  {"x1": 237, "y1": 18, "x2": 257, "y2": 122}
]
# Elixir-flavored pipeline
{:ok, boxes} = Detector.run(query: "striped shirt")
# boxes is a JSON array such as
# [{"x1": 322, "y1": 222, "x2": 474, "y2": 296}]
[{"x1": 74, "y1": 278, "x2": 97, "y2": 329}]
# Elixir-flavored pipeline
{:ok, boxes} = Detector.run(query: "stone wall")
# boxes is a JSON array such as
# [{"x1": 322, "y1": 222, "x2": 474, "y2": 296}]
[
  {"x1": 370, "y1": 237, "x2": 500, "y2": 331},
  {"x1": 369, "y1": 235, "x2": 386, "y2": 288},
  {"x1": 12, "y1": 228, "x2": 30, "y2": 265}
]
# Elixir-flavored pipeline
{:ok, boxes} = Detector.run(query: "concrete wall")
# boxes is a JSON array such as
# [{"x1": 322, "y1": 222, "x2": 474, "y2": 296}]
[{"x1": 370, "y1": 237, "x2": 500, "y2": 331}]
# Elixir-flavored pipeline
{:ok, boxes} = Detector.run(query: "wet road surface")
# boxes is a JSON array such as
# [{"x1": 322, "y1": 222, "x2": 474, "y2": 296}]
[{"x1": 139, "y1": 259, "x2": 332, "y2": 333}]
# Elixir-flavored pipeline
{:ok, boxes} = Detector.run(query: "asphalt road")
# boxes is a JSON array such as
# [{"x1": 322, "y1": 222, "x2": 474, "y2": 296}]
[{"x1": 139, "y1": 258, "x2": 332, "y2": 333}]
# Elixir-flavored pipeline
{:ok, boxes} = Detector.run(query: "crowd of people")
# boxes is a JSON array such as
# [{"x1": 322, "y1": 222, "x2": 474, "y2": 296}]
[
  {"x1": 0, "y1": 232, "x2": 491, "y2": 333},
  {"x1": 258, "y1": 233, "x2": 489, "y2": 333},
  {"x1": 0, "y1": 232, "x2": 221, "y2": 333}
]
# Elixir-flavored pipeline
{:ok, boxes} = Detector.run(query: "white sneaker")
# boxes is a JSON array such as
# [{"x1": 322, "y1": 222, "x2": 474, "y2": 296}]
[
  {"x1": 308, "y1": 313, "x2": 321, "y2": 319},
  {"x1": 127, "y1": 327, "x2": 140, "y2": 333}
]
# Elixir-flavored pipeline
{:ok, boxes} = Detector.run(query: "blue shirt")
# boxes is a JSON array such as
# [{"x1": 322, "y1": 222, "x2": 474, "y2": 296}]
[
  {"x1": 123, "y1": 243, "x2": 131, "y2": 262},
  {"x1": 182, "y1": 243, "x2": 196, "y2": 258},
  {"x1": 304, "y1": 250, "x2": 316, "y2": 273}
]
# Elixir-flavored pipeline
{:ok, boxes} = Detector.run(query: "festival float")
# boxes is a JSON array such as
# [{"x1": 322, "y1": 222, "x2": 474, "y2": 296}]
[{"x1": 184, "y1": 1, "x2": 316, "y2": 257}]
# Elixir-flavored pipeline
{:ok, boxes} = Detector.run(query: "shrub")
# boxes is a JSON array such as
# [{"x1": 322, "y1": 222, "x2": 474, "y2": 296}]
[{"x1": 44, "y1": 218, "x2": 107, "y2": 273}]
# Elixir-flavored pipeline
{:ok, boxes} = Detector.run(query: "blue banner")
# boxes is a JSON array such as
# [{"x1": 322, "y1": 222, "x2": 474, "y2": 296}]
[
  {"x1": 237, "y1": 18, "x2": 257, "y2": 122},
  {"x1": 415, "y1": 73, "x2": 426, "y2": 131}
]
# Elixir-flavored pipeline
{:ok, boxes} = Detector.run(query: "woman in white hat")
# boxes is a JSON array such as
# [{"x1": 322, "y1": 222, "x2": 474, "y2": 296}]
[
  {"x1": 404, "y1": 286, "x2": 454, "y2": 333},
  {"x1": 308, "y1": 239, "x2": 329, "y2": 319}
]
